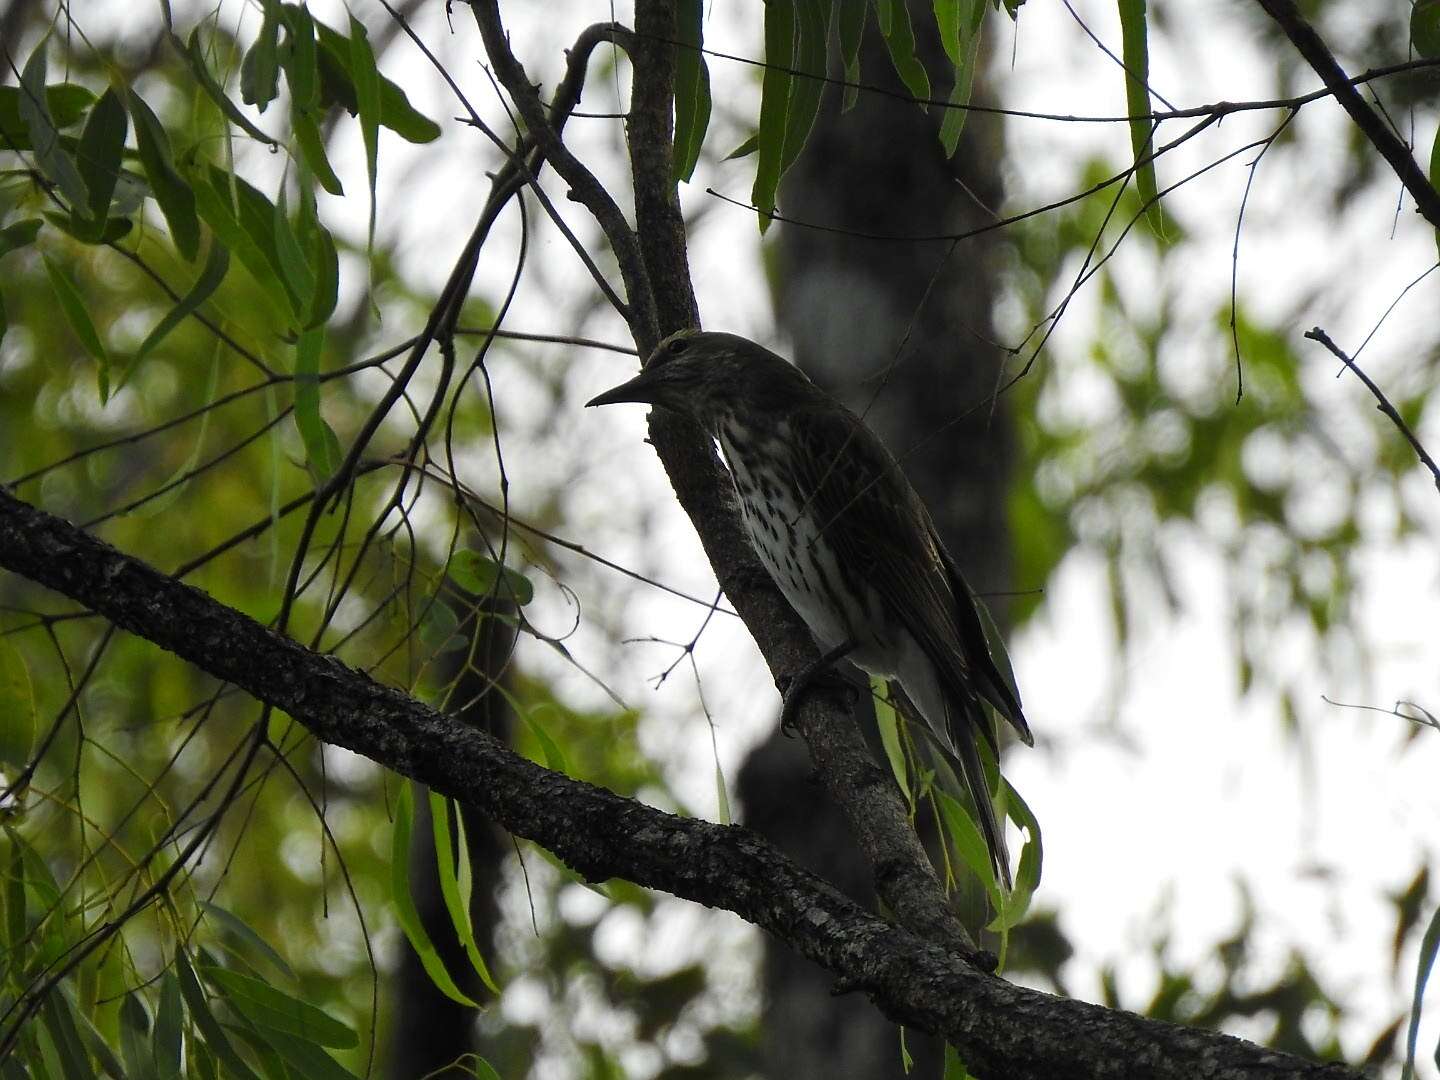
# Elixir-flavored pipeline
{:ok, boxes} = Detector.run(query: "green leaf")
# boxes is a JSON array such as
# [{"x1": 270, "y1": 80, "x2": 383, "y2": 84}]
[
  {"x1": 272, "y1": 186, "x2": 314, "y2": 312},
  {"x1": 280, "y1": 5, "x2": 320, "y2": 108},
  {"x1": 301, "y1": 195, "x2": 339, "y2": 328},
  {"x1": 1430, "y1": 126, "x2": 1440, "y2": 260},
  {"x1": 1402, "y1": 903, "x2": 1440, "y2": 1080},
  {"x1": 0, "y1": 83, "x2": 95, "y2": 148},
  {"x1": 0, "y1": 639, "x2": 36, "y2": 769},
  {"x1": 988, "y1": 778, "x2": 1042, "y2": 931},
  {"x1": 937, "y1": 0, "x2": 987, "y2": 157},
  {"x1": 391, "y1": 782, "x2": 482, "y2": 1008},
  {"x1": 1412, "y1": 0, "x2": 1440, "y2": 58},
  {"x1": 293, "y1": 327, "x2": 342, "y2": 483},
  {"x1": 348, "y1": 14, "x2": 381, "y2": 262},
  {"x1": 0, "y1": 218, "x2": 43, "y2": 258},
  {"x1": 42, "y1": 254, "x2": 110, "y2": 403},
  {"x1": 253, "y1": 1028, "x2": 359, "y2": 1080},
  {"x1": 293, "y1": 109, "x2": 343, "y2": 195},
  {"x1": 128, "y1": 237, "x2": 229, "y2": 378},
  {"x1": 152, "y1": 972, "x2": 183, "y2": 1080},
  {"x1": 201, "y1": 966, "x2": 357, "y2": 1049},
  {"x1": 19, "y1": 43, "x2": 90, "y2": 211},
  {"x1": 873, "y1": 0, "x2": 931, "y2": 102},
  {"x1": 188, "y1": 165, "x2": 295, "y2": 321},
  {"x1": 180, "y1": 30, "x2": 278, "y2": 147},
  {"x1": 118, "y1": 996, "x2": 151, "y2": 1080},
  {"x1": 429, "y1": 791, "x2": 500, "y2": 994},
  {"x1": 175, "y1": 951, "x2": 263, "y2": 1080},
  {"x1": 753, "y1": 0, "x2": 796, "y2": 231},
  {"x1": 872, "y1": 677, "x2": 913, "y2": 806},
  {"x1": 127, "y1": 89, "x2": 200, "y2": 261},
  {"x1": 837, "y1": 0, "x2": 866, "y2": 112},
  {"x1": 312, "y1": 19, "x2": 441, "y2": 144},
  {"x1": 3, "y1": 832, "x2": 26, "y2": 950},
  {"x1": 1117, "y1": 0, "x2": 1163, "y2": 235},
  {"x1": 419, "y1": 602, "x2": 461, "y2": 650},
  {"x1": 446, "y1": 550, "x2": 534, "y2": 604},
  {"x1": 521, "y1": 707, "x2": 570, "y2": 774},
  {"x1": 39, "y1": 991, "x2": 92, "y2": 1080},
  {"x1": 198, "y1": 901, "x2": 295, "y2": 982},
  {"x1": 724, "y1": 134, "x2": 758, "y2": 161},
  {"x1": 934, "y1": 789, "x2": 1004, "y2": 911},
  {"x1": 780, "y1": 0, "x2": 829, "y2": 174},
  {"x1": 672, "y1": 0, "x2": 711, "y2": 184},
  {"x1": 75, "y1": 87, "x2": 128, "y2": 228},
  {"x1": 241, "y1": 0, "x2": 283, "y2": 111}
]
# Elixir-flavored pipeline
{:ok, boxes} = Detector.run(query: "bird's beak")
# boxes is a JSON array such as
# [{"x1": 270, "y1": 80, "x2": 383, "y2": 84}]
[{"x1": 585, "y1": 369, "x2": 660, "y2": 408}]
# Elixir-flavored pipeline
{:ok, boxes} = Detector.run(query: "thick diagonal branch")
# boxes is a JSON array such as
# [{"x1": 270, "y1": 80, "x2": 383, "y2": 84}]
[{"x1": 0, "y1": 487, "x2": 1365, "y2": 1080}]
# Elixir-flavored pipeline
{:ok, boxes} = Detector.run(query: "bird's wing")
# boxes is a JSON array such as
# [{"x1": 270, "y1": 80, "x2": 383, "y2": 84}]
[{"x1": 788, "y1": 403, "x2": 1030, "y2": 747}]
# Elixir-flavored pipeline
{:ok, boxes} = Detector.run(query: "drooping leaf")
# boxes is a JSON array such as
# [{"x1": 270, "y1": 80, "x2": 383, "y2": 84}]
[
  {"x1": 837, "y1": 0, "x2": 866, "y2": 112},
  {"x1": 126, "y1": 89, "x2": 200, "y2": 260},
  {"x1": 390, "y1": 782, "x2": 482, "y2": 1008},
  {"x1": 241, "y1": 0, "x2": 283, "y2": 111},
  {"x1": 179, "y1": 30, "x2": 278, "y2": 148},
  {"x1": 75, "y1": 87, "x2": 128, "y2": 229},
  {"x1": 872, "y1": 676, "x2": 913, "y2": 806},
  {"x1": 780, "y1": 0, "x2": 829, "y2": 174},
  {"x1": 280, "y1": 4, "x2": 319, "y2": 108},
  {"x1": 253, "y1": 1028, "x2": 359, "y2": 1080},
  {"x1": 42, "y1": 254, "x2": 111, "y2": 403},
  {"x1": 174, "y1": 951, "x2": 263, "y2": 1080},
  {"x1": 1117, "y1": 0, "x2": 1164, "y2": 235},
  {"x1": 292, "y1": 109, "x2": 343, "y2": 195},
  {"x1": 129, "y1": 237, "x2": 229, "y2": 377},
  {"x1": 672, "y1": 0, "x2": 711, "y2": 184},
  {"x1": 117, "y1": 996, "x2": 150, "y2": 1080},
  {"x1": 293, "y1": 327, "x2": 342, "y2": 483},
  {"x1": 0, "y1": 639, "x2": 36, "y2": 769},
  {"x1": 198, "y1": 901, "x2": 295, "y2": 982},
  {"x1": 429, "y1": 791, "x2": 500, "y2": 994},
  {"x1": 312, "y1": 18, "x2": 441, "y2": 144},
  {"x1": 873, "y1": 0, "x2": 931, "y2": 102},
  {"x1": 19, "y1": 43, "x2": 90, "y2": 211},
  {"x1": 752, "y1": 0, "x2": 796, "y2": 231},
  {"x1": 937, "y1": 0, "x2": 987, "y2": 156},
  {"x1": 151, "y1": 971, "x2": 183, "y2": 1080},
  {"x1": 201, "y1": 966, "x2": 357, "y2": 1049},
  {"x1": 187, "y1": 164, "x2": 295, "y2": 321},
  {"x1": 1402, "y1": 903, "x2": 1440, "y2": 1080},
  {"x1": 39, "y1": 991, "x2": 92, "y2": 1080},
  {"x1": 348, "y1": 14, "x2": 381, "y2": 262}
]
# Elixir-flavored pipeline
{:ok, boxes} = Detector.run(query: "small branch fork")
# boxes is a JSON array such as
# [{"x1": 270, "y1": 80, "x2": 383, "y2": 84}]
[{"x1": 1305, "y1": 327, "x2": 1440, "y2": 496}]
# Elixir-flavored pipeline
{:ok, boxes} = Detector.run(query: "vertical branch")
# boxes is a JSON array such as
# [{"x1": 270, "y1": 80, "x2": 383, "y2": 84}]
[{"x1": 623, "y1": 0, "x2": 987, "y2": 965}]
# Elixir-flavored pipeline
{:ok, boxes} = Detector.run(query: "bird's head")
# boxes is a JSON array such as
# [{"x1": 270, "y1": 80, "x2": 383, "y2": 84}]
[{"x1": 585, "y1": 329, "x2": 812, "y2": 431}]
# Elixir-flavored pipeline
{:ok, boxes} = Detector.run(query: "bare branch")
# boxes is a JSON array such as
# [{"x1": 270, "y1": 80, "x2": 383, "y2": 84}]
[{"x1": 1305, "y1": 326, "x2": 1440, "y2": 496}]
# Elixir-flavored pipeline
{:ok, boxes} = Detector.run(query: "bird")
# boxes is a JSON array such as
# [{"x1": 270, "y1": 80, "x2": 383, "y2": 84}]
[{"x1": 586, "y1": 328, "x2": 1031, "y2": 888}]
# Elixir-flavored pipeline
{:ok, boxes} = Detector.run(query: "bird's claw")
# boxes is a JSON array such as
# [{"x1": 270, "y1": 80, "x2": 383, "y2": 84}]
[{"x1": 777, "y1": 640, "x2": 859, "y2": 735}]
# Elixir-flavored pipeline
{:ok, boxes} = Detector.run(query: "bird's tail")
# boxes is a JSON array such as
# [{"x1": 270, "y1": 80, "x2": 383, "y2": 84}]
[{"x1": 950, "y1": 722, "x2": 1011, "y2": 891}]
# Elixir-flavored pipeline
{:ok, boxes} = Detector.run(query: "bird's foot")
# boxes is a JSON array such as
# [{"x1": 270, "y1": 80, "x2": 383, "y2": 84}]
[{"x1": 777, "y1": 640, "x2": 859, "y2": 735}]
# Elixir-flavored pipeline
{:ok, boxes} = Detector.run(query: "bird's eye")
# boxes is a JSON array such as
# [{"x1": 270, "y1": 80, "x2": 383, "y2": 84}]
[{"x1": 670, "y1": 338, "x2": 689, "y2": 355}]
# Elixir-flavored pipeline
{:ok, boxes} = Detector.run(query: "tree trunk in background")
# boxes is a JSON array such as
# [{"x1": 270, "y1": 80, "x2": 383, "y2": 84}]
[
  {"x1": 738, "y1": 11, "x2": 1011, "y2": 1079},
  {"x1": 387, "y1": 598, "x2": 515, "y2": 1078}
]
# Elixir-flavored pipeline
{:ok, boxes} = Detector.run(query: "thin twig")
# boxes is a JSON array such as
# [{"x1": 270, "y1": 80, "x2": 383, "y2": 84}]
[{"x1": 1304, "y1": 326, "x2": 1440, "y2": 496}]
